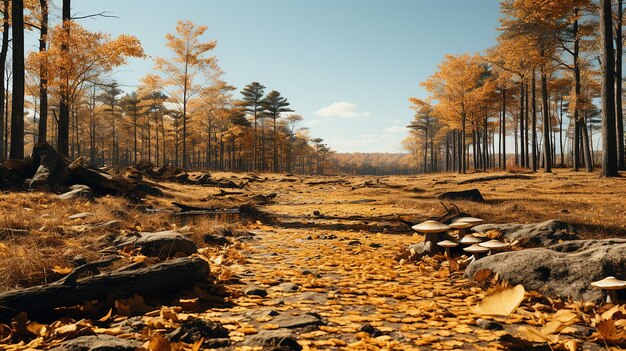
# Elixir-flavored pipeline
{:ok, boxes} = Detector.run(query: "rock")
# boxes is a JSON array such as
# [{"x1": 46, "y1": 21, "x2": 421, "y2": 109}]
[
  {"x1": 313, "y1": 210, "x2": 321, "y2": 216},
  {"x1": 272, "y1": 312, "x2": 323, "y2": 329},
  {"x1": 57, "y1": 184, "x2": 94, "y2": 201},
  {"x1": 473, "y1": 220, "x2": 577, "y2": 247},
  {"x1": 369, "y1": 243, "x2": 382, "y2": 248},
  {"x1": 359, "y1": 323, "x2": 383, "y2": 336},
  {"x1": 247, "y1": 329, "x2": 302, "y2": 350},
  {"x1": 438, "y1": 188, "x2": 485, "y2": 202},
  {"x1": 120, "y1": 231, "x2": 198, "y2": 258},
  {"x1": 244, "y1": 286, "x2": 268, "y2": 297},
  {"x1": 50, "y1": 335, "x2": 141, "y2": 351},
  {"x1": 29, "y1": 143, "x2": 67, "y2": 191},
  {"x1": 548, "y1": 239, "x2": 626, "y2": 253},
  {"x1": 348, "y1": 240, "x2": 361, "y2": 246},
  {"x1": 168, "y1": 318, "x2": 229, "y2": 346},
  {"x1": 465, "y1": 243, "x2": 626, "y2": 301},
  {"x1": 476, "y1": 318, "x2": 504, "y2": 331},
  {"x1": 272, "y1": 283, "x2": 301, "y2": 293},
  {"x1": 203, "y1": 233, "x2": 230, "y2": 245}
]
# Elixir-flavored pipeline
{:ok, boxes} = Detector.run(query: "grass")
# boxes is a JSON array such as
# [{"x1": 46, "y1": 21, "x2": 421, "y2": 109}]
[{"x1": 0, "y1": 168, "x2": 623, "y2": 291}]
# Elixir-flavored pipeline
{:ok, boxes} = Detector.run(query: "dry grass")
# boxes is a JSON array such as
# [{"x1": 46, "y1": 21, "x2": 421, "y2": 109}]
[{"x1": 0, "y1": 169, "x2": 623, "y2": 291}]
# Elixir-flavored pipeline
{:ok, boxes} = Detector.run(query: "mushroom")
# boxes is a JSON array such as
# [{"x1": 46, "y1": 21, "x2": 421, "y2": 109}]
[
  {"x1": 591, "y1": 276, "x2": 626, "y2": 304},
  {"x1": 411, "y1": 220, "x2": 451, "y2": 254},
  {"x1": 437, "y1": 240, "x2": 459, "y2": 257},
  {"x1": 452, "y1": 216, "x2": 485, "y2": 225},
  {"x1": 463, "y1": 244, "x2": 490, "y2": 262},
  {"x1": 457, "y1": 234, "x2": 483, "y2": 245},
  {"x1": 449, "y1": 221, "x2": 474, "y2": 239},
  {"x1": 478, "y1": 239, "x2": 510, "y2": 255}
]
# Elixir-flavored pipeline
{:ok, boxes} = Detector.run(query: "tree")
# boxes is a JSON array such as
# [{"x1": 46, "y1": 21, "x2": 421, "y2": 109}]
[
  {"x1": 10, "y1": 0, "x2": 25, "y2": 159},
  {"x1": 119, "y1": 92, "x2": 140, "y2": 163},
  {"x1": 145, "y1": 20, "x2": 217, "y2": 169},
  {"x1": 239, "y1": 82, "x2": 266, "y2": 171},
  {"x1": 262, "y1": 90, "x2": 293, "y2": 172},
  {"x1": 97, "y1": 82, "x2": 123, "y2": 166},
  {"x1": 599, "y1": 0, "x2": 620, "y2": 176},
  {"x1": 36, "y1": 0, "x2": 48, "y2": 144}
]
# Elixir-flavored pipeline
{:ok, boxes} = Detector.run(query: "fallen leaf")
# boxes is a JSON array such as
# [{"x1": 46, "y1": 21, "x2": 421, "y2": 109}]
[{"x1": 473, "y1": 284, "x2": 525, "y2": 317}]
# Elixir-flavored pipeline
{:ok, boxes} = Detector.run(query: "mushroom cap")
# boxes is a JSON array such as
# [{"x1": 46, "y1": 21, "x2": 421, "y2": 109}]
[
  {"x1": 591, "y1": 276, "x2": 626, "y2": 290},
  {"x1": 411, "y1": 220, "x2": 451, "y2": 233},
  {"x1": 479, "y1": 240, "x2": 510, "y2": 249},
  {"x1": 452, "y1": 216, "x2": 485, "y2": 225},
  {"x1": 449, "y1": 221, "x2": 475, "y2": 229},
  {"x1": 458, "y1": 234, "x2": 483, "y2": 245},
  {"x1": 437, "y1": 240, "x2": 459, "y2": 248},
  {"x1": 463, "y1": 244, "x2": 490, "y2": 253}
]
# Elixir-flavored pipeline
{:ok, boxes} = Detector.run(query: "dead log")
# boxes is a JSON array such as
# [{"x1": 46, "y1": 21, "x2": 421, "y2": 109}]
[
  {"x1": 214, "y1": 189, "x2": 245, "y2": 196},
  {"x1": 67, "y1": 158, "x2": 163, "y2": 198},
  {"x1": 0, "y1": 256, "x2": 210, "y2": 321}
]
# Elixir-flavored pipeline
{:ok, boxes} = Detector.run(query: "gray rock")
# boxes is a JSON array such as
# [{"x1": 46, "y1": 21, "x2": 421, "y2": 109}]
[
  {"x1": 272, "y1": 312, "x2": 323, "y2": 329},
  {"x1": 246, "y1": 329, "x2": 302, "y2": 350},
  {"x1": 272, "y1": 283, "x2": 300, "y2": 293},
  {"x1": 58, "y1": 185, "x2": 95, "y2": 201},
  {"x1": 476, "y1": 318, "x2": 504, "y2": 331},
  {"x1": 473, "y1": 220, "x2": 577, "y2": 247},
  {"x1": 50, "y1": 335, "x2": 141, "y2": 351},
  {"x1": 244, "y1": 286, "x2": 268, "y2": 297},
  {"x1": 549, "y1": 239, "x2": 626, "y2": 253},
  {"x1": 465, "y1": 243, "x2": 626, "y2": 301},
  {"x1": 168, "y1": 318, "x2": 229, "y2": 346},
  {"x1": 120, "y1": 230, "x2": 198, "y2": 258}
]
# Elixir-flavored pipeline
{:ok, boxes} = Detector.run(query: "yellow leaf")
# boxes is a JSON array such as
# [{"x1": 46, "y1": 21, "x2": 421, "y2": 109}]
[
  {"x1": 516, "y1": 326, "x2": 555, "y2": 343},
  {"x1": 52, "y1": 266, "x2": 73, "y2": 274},
  {"x1": 473, "y1": 284, "x2": 525, "y2": 317}
]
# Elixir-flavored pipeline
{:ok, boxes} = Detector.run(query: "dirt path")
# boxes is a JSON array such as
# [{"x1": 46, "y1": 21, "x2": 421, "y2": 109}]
[{"x1": 207, "y1": 225, "x2": 507, "y2": 350}]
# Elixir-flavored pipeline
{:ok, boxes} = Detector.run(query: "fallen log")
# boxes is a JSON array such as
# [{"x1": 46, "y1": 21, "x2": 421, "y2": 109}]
[
  {"x1": 0, "y1": 256, "x2": 210, "y2": 321},
  {"x1": 438, "y1": 189, "x2": 485, "y2": 202}
]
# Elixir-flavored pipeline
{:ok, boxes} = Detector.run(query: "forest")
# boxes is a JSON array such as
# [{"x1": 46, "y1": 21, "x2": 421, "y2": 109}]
[
  {"x1": 403, "y1": 0, "x2": 625, "y2": 177},
  {"x1": 0, "y1": 1, "x2": 625, "y2": 351}
]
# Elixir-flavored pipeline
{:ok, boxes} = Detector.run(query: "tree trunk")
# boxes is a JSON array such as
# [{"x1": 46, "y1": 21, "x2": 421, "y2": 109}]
[
  {"x1": 615, "y1": 0, "x2": 624, "y2": 170},
  {"x1": 501, "y1": 87, "x2": 506, "y2": 170},
  {"x1": 599, "y1": 0, "x2": 619, "y2": 176},
  {"x1": 518, "y1": 83, "x2": 526, "y2": 167},
  {"x1": 531, "y1": 71, "x2": 538, "y2": 172},
  {"x1": 37, "y1": 0, "x2": 48, "y2": 144},
  {"x1": 541, "y1": 71, "x2": 552, "y2": 172},
  {"x1": 57, "y1": 0, "x2": 71, "y2": 156},
  {"x1": 0, "y1": 0, "x2": 9, "y2": 162},
  {"x1": 9, "y1": 0, "x2": 25, "y2": 159}
]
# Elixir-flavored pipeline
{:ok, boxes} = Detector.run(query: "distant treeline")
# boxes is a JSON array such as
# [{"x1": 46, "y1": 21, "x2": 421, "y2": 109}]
[{"x1": 329, "y1": 153, "x2": 414, "y2": 175}]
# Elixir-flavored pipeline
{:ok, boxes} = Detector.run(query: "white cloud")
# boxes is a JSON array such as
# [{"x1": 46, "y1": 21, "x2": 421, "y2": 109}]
[
  {"x1": 305, "y1": 119, "x2": 321, "y2": 127},
  {"x1": 313, "y1": 102, "x2": 370, "y2": 119},
  {"x1": 383, "y1": 126, "x2": 406, "y2": 134}
]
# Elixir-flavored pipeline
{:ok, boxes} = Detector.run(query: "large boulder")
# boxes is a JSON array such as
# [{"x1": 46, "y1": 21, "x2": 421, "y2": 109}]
[
  {"x1": 548, "y1": 239, "x2": 626, "y2": 253},
  {"x1": 50, "y1": 335, "x2": 141, "y2": 351},
  {"x1": 465, "y1": 242, "x2": 626, "y2": 301},
  {"x1": 57, "y1": 184, "x2": 95, "y2": 201},
  {"x1": 29, "y1": 143, "x2": 68, "y2": 191},
  {"x1": 473, "y1": 220, "x2": 577, "y2": 247},
  {"x1": 438, "y1": 188, "x2": 485, "y2": 202}
]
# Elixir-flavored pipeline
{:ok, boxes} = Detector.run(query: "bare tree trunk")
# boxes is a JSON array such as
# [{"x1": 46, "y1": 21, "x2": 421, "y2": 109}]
[
  {"x1": 0, "y1": 0, "x2": 9, "y2": 162},
  {"x1": 600, "y1": 0, "x2": 619, "y2": 176},
  {"x1": 501, "y1": 88, "x2": 506, "y2": 170},
  {"x1": 57, "y1": 0, "x2": 70, "y2": 156},
  {"x1": 37, "y1": 0, "x2": 48, "y2": 144},
  {"x1": 615, "y1": 0, "x2": 624, "y2": 170},
  {"x1": 531, "y1": 71, "x2": 538, "y2": 172},
  {"x1": 519, "y1": 82, "x2": 525, "y2": 167},
  {"x1": 541, "y1": 70, "x2": 552, "y2": 172},
  {"x1": 10, "y1": 0, "x2": 24, "y2": 159}
]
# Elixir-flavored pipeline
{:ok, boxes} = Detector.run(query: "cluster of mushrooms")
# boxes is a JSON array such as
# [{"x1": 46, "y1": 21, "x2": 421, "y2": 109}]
[
  {"x1": 411, "y1": 218, "x2": 626, "y2": 304},
  {"x1": 411, "y1": 217, "x2": 511, "y2": 262}
]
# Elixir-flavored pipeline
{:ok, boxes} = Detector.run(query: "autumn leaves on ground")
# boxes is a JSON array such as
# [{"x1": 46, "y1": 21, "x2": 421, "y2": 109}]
[{"x1": 0, "y1": 170, "x2": 624, "y2": 350}]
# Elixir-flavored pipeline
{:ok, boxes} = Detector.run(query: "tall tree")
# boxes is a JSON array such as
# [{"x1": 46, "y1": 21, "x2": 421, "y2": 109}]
[
  {"x1": 97, "y1": 82, "x2": 123, "y2": 166},
  {"x1": 0, "y1": 0, "x2": 9, "y2": 161},
  {"x1": 262, "y1": 90, "x2": 293, "y2": 172},
  {"x1": 239, "y1": 82, "x2": 266, "y2": 171},
  {"x1": 36, "y1": 0, "x2": 48, "y2": 144},
  {"x1": 58, "y1": 0, "x2": 70, "y2": 155},
  {"x1": 10, "y1": 0, "x2": 25, "y2": 159},
  {"x1": 600, "y1": 0, "x2": 620, "y2": 176},
  {"x1": 144, "y1": 20, "x2": 217, "y2": 169},
  {"x1": 615, "y1": 0, "x2": 624, "y2": 170}
]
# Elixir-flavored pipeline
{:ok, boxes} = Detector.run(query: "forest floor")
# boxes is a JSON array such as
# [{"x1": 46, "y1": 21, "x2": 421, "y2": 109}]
[{"x1": 0, "y1": 169, "x2": 625, "y2": 350}]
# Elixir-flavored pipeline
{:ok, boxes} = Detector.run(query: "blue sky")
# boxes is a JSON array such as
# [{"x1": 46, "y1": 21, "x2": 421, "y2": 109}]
[{"x1": 39, "y1": 0, "x2": 501, "y2": 153}]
